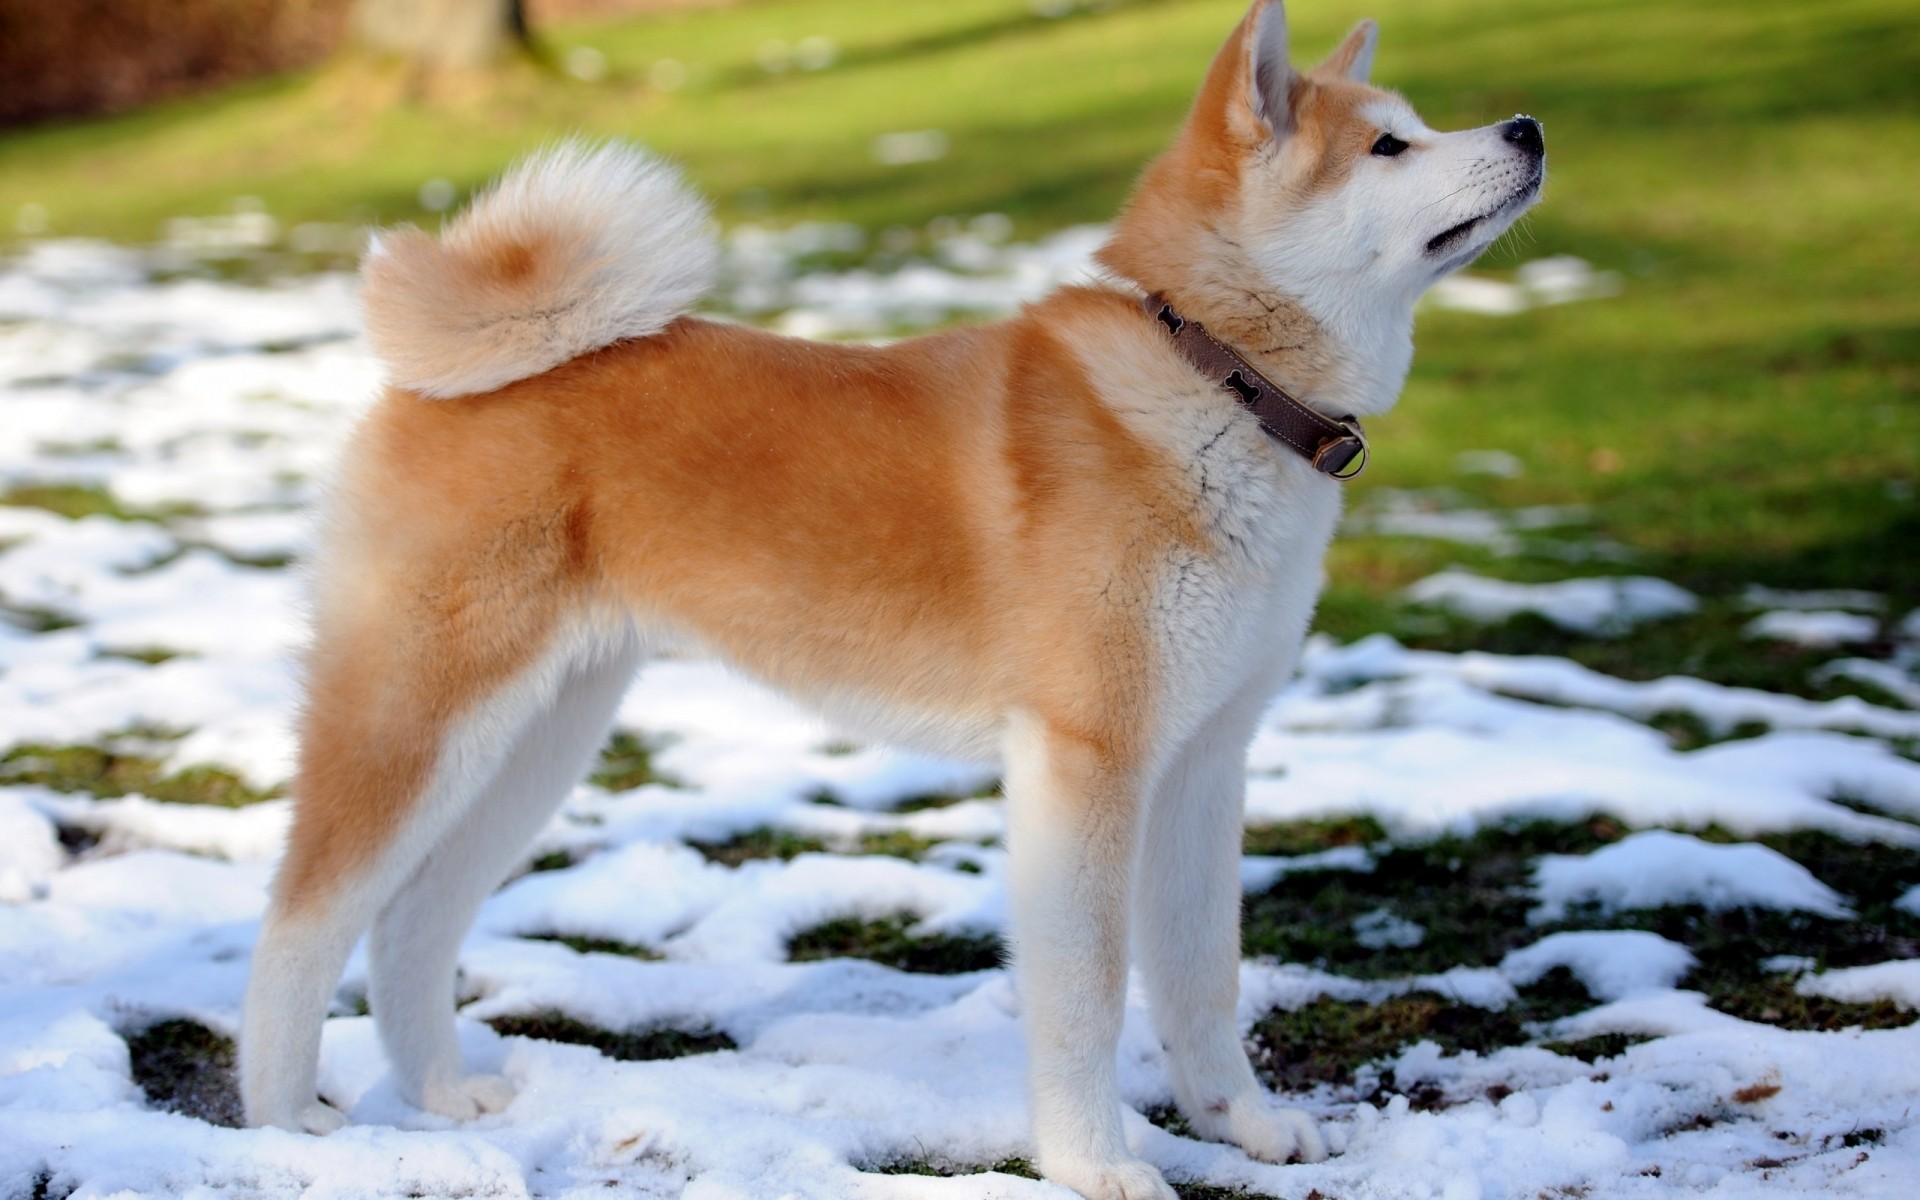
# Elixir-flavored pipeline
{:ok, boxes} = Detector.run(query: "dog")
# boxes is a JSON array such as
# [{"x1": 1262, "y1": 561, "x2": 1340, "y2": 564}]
[{"x1": 240, "y1": 2, "x2": 1543, "y2": 1196}]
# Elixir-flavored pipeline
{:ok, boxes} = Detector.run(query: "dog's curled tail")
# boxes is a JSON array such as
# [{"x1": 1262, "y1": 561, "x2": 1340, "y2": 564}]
[{"x1": 360, "y1": 140, "x2": 717, "y2": 399}]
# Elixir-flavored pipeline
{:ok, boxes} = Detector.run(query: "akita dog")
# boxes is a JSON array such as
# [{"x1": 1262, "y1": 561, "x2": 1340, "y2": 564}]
[{"x1": 241, "y1": 1, "x2": 1543, "y2": 1195}]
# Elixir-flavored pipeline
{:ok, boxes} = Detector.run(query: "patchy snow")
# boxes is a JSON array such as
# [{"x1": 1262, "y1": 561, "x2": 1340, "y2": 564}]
[
  {"x1": 1238, "y1": 843, "x2": 1374, "y2": 893},
  {"x1": 1351, "y1": 908, "x2": 1425, "y2": 950},
  {"x1": 0, "y1": 791, "x2": 63, "y2": 903},
  {"x1": 1453, "y1": 448, "x2": 1523, "y2": 478},
  {"x1": 1795, "y1": 960, "x2": 1920, "y2": 1012},
  {"x1": 1746, "y1": 609, "x2": 1881, "y2": 648},
  {"x1": 1499, "y1": 931, "x2": 1696, "y2": 1001},
  {"x1": 1424, "y1": 255, "x2": 1623, "y2": 316},
  {"x1": 1342, "y1": 487, "x2": 1602, "y2": 559},
  {"x1": 1530, "y1": 831, "x2": 1854, "y2": 923},
  {"x1": 1816, "y1": 657, "x2": 1920, "y2": 709},
  {"x1": 0, "y1": 239, "x2": 1914, "y2": 1199},
  {"x1": 1405, "y1": 569, "x2": 1698, "y2": 635},
  {"x1": 1741, "y1": 586, "x2": 1886, "y2": 613},
  {"x1": 1305, "y1": 633, "x2": 1920, "y2": 742},
  {"x1": 1898, "y1": 885, "x2": 1920, "y2": 917}
]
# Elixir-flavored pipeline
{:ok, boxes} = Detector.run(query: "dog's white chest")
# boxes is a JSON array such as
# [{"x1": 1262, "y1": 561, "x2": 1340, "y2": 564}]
[{"x1": 1147, "y1": 409, "x2": 1343, "y2": 740}]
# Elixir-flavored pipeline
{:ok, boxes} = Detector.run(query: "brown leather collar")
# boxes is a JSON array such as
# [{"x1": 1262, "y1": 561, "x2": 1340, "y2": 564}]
[{"x1": 1141, "y1": 292, "x2": 1368, "y2": 479}]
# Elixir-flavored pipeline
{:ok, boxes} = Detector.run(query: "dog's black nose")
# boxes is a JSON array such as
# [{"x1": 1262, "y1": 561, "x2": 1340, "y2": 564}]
[{"x1": 1501, "y1": 115, "x2": 1544, "y2": 156}]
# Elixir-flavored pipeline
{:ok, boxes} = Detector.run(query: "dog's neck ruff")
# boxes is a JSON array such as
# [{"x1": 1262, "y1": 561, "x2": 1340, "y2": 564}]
[{"x1": 1142, "y1": 293, "x2": 1368, "y2": 479}]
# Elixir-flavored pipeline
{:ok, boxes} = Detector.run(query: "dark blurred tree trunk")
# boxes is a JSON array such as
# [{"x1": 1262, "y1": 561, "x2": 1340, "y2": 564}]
[{"x1": 351, "y1": 0, "x2": 530, "y2": 69}]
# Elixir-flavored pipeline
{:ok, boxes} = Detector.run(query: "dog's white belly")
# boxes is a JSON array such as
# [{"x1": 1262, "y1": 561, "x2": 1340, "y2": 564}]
[{"x1": 793, "y1": 686, "x2": 1005, "y2": 764}]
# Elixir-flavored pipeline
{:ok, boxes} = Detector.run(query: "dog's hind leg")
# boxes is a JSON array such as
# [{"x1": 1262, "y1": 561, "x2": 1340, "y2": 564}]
[
  {"x1": 1004, "y1": 715, "x2": 1175, "y2": 1200},
  {"x1": 241, "y1": 600, "x2": 616, "y2": 1133},
  {"x1": 366, "y1": 628, "x2": 641, "y2": 1120},
  {"x1": 1133, "y1": 685, "x2": 1327, "y2": 1165}
]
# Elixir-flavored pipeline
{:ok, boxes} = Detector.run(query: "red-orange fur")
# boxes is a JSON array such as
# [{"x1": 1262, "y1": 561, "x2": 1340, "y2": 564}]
[
  {"x1": 279, "y1": 3, "x2": 1402, "y2": 911},
  {"x1": 286, "y1": 284, "x2": 1221, "y2": 903}
]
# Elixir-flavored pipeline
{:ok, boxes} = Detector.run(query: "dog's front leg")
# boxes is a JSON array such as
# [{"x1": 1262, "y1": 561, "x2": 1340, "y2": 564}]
[
  {"x1": 1134, "y1": 694, "x2": 1327, "y2": 1165},
  {"x1": 1004, "y1": 714, "x2": 1174, "y2": 1200}
]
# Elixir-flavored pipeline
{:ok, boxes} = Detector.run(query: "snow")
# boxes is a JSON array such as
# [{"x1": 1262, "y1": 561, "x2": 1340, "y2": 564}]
[
  {"x1": 1795, "y1": 961, "x2": 1920, "y2": 1012},
  {"x1": 1530, "y1": 831, "x2": 1854, "y2": 923},
  {"x1": 1405, "y1": 569, "x2": 1698, "y2": 635},
  {"x1": 0, "y1": 792, "x2": 63, "y2": 903},
  {"x1": 1499, "y1": 931, "x2": 1696, "y2": 1001},
  {"x1": 1424, "y1": 255, "x2": 1623, "y2": 316},
  {"x1": 1740, "y1": 586, "x2": 1885, "y2": 613},
  {"x1": 1343, "y1": 487, "x2": 1601, "y2": 558},
  {"x1": 0, "y1": 237, "x2": 1914, "y2": 1199},
  {"x1": 1817, "y1": 657, "x2": 1920, "y2": 709},
  {"x1": 1352, "y1": 908, "x2": 1425, "y2": 950},
  {"x1": 1746, "y1": 609, "x2": 1881, "y2": 648}
]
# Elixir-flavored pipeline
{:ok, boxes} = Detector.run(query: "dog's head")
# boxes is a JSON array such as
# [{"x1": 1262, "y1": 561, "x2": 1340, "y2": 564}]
[{"x1": 1101, "y1": 0, "x2": 1543, "y2": 340}]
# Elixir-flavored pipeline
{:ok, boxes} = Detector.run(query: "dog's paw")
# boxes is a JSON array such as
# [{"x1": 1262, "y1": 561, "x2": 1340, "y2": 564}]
[
  {"x1": 1189, "y1": 1094, "x2": 1328, "y2": 1164},
  {"x1": 1040, "y1": 1155, "x2": 1178, "y2": 1200},
  {"x1": 419, "y1": 1073, "x2": 516, "y2": 1120},
  {"x1": 294, "y1": 1100, "x2": 350, "y2": 1135}
]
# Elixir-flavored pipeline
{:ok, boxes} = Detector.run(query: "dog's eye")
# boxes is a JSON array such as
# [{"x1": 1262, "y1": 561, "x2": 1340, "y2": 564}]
[{"x1": 1371, "y1": 133, "x2": 1409, "y2": 157}]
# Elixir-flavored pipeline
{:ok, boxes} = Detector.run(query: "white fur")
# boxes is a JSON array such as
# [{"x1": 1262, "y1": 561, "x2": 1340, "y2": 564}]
[
  {"x1": 1002, "y1": 713, "x2": 1171, "y2": 1199},
  {"x1": 1135, "y1": 675, "x2": 1326, "y2": 1165},
  {"x1": 242, "y1": 618, "x2": 640, "y2": 1130},
  {"x1": 362, "y1": 140, "x2": 718, "y2": 399},
  {"x1": 366, "y1": 634, "x2": 642, "y2": 1118},
  {"x1": 1238, "y1": 93, "x2": 1544, "y2": 420}
]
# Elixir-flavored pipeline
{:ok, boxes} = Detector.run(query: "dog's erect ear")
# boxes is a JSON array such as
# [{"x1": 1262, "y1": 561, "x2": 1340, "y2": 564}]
[
  {"x1": 1245, "y1": 0, "x2": 1296, "y2": 136},
  {"x1": 1318, "y1": 19, "x2": 1379, "y2": 83}
]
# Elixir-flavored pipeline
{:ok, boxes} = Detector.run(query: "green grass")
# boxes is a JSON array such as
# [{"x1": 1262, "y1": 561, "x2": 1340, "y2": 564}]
[
  {"x1": 589, "y1": 730, "x2": 679, "y2": 792},
  {"x1": 522, "y1": 932, "x2": 660, "y2": 959},
  {"x1": 0, "y1": 741, "x2": 279, "y2": 807},
  {"x1": 124, "y1": 1018, "x2": 243, "y2": 1128},
  {"x1": 1239, "y1": 821, "x2": 1919, "y2": 1097},
  {"x1": 486, "y1": 1012, "x2": 736, "y2": 1061},
  {"x1": 1250, "y1": 970, "x2": 1594, "y2": 1099},
  {"x1": 1242, "y1": 818, "x2": 1628, "y2": 978},
  {"x1": 690, "y1": 825, "x2": 828, "y2": 865},
  {"x1": 1244, "y1": 815, "x2": 1388, "y2": 858},
  {"x1": 788, "y1": 912, "x2": 1005, "y2": 974},
  {"x1": 852, "y1": 829, "x2": 945, "y2": 860}
]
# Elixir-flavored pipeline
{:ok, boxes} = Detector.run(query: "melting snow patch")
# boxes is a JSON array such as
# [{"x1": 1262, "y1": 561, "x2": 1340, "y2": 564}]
[
  {"x1": 1740, "y1": 585, "x2": 1885, "y2": 613},
  {"x1": 1745, "y1": 609, "x2": 1881, "y2": 648},
  {"x1": 0, "y1": 791, "x2": 64, "y2": 902},
  {"x1": 1405, "y1": 569, "x2": 1697, "y2": 635},
  {"x1": 1794, "y1": 960, "x2": 1920, "y2": 1011},
  {"x1": 1424, "y1": 255, "x2": 1623, "y2": 315},
  {"x1": 1352, "y1": 907, "x2": 1425, "y2": 950},
  {"x1": 1343, "y1": 488, "x2": 1595, "y2": 557},
  {"x1": 1530, "y1": 830, "x2": 1854, "y2": 923},
  {"x1": 1499, "y1": 931, "x2": 1695, "y2": 1001},
  {"x1": 1239, "y1": 843, "x2": 1375, "y2": 892},
  {"x1": 1815, "y1": 657, "x2": 1920, "y2": 708}
]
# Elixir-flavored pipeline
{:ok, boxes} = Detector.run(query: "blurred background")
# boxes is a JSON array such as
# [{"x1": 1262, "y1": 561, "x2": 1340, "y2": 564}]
[{"x1": 2, "y1": 0, "x2": 1913, "y2": 673}]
